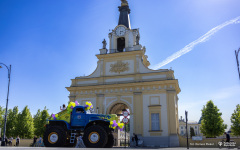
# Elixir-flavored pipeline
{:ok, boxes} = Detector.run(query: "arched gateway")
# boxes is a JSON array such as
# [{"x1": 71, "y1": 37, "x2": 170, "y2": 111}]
[{"x1": 66, "y1": 0, "x2": 181, "y2": 147}]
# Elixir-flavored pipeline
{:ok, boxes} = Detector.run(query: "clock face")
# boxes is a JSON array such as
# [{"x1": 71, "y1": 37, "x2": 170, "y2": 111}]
[{"x1": 115, "y1": 26, "x2": 126, "y2": 36}]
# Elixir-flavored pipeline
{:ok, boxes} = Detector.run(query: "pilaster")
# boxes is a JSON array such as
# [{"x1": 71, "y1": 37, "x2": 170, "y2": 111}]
[{"x1": 133, "y1": 92, "x2": 143, "y2": 135}]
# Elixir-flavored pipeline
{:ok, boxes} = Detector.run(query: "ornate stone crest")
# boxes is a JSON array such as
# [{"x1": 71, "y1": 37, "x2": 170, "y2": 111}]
[{"x1": 110, "y1": 61, "x2": 129, "y2": 74}]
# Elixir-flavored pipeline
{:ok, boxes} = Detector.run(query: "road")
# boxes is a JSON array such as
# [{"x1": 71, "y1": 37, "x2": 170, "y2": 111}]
[{"x1": 0, "y1": 147, "x2": 239, "y2": 150}]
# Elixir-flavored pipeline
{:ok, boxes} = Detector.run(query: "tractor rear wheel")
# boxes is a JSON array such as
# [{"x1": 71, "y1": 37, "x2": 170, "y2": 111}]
[
  {"x1": 83, "y1": 125, "x2": 108, "y2": 148},
  {"x1": 43, "y1": 126, "x2": 66, "y2": 147}
]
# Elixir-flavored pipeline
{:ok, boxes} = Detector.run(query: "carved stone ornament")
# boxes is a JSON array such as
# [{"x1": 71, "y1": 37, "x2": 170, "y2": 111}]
[{"x1": 110, "y1": 61, "x2": 129, "y2": 74}]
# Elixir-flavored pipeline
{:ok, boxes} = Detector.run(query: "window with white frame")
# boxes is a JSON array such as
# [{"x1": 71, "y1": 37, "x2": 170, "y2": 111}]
[{"x1": 151, "y1": 113, "x2": 160, "y2": 131}]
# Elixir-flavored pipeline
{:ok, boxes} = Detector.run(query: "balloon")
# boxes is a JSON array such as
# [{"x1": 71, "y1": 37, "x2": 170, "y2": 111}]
[
  {"x1": 75, "y1": 101, "x2": 79, "y2": 106},
  {"x1": 71, "y1": 106, "x2": 74, "y2": 109},
  {"x1": 110, "y1": 121, "x2": 113, "y2": 125},
  {"x1": 55, "y1": 114, "x2": 58, "y2": 118}
]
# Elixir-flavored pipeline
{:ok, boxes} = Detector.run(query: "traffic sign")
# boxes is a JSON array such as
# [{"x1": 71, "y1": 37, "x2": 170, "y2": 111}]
[
  {"x1": 122, "y1": 111, "x2": 129, "y2": 117},
  {"x1": 122, "y1": 117, "x2": 129, "y2": 124}
]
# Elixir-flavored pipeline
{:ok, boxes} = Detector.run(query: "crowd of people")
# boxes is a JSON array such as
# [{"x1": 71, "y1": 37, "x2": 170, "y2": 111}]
[{"x1": 0, "y1": 136, "x2": 20, "y2": 146}]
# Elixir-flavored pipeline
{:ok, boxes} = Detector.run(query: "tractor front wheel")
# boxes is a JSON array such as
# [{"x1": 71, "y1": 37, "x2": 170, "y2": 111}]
[{"x1": 83, "y1": 125, "x2": 108, "y2": 148}]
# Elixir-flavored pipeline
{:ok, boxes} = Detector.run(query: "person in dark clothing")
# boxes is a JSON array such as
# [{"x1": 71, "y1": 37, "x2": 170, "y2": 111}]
[
  {"x1": 5, "y1": 137, "x2": 8, "y2": 146},
  {"x1": 33, "y1": 136, "x2": 37, "y2": 146},
  {"x1": 133, "y1": 133, "x2": 138, "y2": 147},
  {"x1": 224, "y1": 132, "x2": 230, "y2": 142},
  {"x1": 16, "y1": 136, "x2": 20, "y2": 146}
]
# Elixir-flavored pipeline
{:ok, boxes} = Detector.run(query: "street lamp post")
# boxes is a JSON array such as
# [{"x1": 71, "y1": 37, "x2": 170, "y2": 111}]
[
  {"x1": 0, "y1": 63, "x2": 11, "y2": 146},
  {"x1": 185, "y1": 110, "x2": 189, "y2": 149},
  {"x1": 235, "y1": 48, "x2": 240, "y2": 80}
]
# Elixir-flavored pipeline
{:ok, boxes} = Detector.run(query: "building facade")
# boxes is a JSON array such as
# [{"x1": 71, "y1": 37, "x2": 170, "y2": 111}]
[
  {"x1": 179, "y1": 117, "x2": 202, "y2": 137},
  {"x1": 66, "y1": 0, "x2": 181, "y2": 147}
]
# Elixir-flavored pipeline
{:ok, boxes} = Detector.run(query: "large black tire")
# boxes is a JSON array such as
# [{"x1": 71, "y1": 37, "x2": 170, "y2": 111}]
[
  {"x1": 104, "y1": 133, "x2": 114, "y2": 148},
  {"x1": 43, "y1": 126, "x2": 67, "y2": 147},
  {"x1": 83, "y1": 125, "x2": 108, "y2": 148}
]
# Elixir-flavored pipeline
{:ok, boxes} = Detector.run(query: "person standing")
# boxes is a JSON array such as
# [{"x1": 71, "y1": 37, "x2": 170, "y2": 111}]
[
  {"x1": 16, "y1": 136, "x2": 20, "y2": 146},
  {"x1": 60, "y1": 104, "x2": 66, "y2": 111},
  {"x1": 9, "y1": 137, "x2": 13, "y2": 146},
  {"x1": 5, "y1": 137, "x2": 8, "y2": 146},
  {"x1": 133, "y1": 133, "x2": 138, "y2": 147},
  {"x1": 33, "y1": 136, "x2": 37, "y2": 146},
  {"x1": 224, "y1": 132, "x2": 230, "y2": 142}
]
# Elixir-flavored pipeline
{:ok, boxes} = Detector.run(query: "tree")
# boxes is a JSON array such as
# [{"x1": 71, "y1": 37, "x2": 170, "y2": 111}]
[
  {"x1": 200, "y1": 100, "x2": 227, "y2": 137},
  {"x1": 33, "y1": 109, "x2": 41, "y2": 136},
  {"x1": 230, "y1": 104, "x2": 240, "y2": 136},
  {"x1": 6, "y1": 106, "x2": 19, "y2": 137},
  {"x1": 0, "y1": 106, "x2": 5, "y2": 137},
  {"x1": 16, "y1": 106, "x2": 34, "y2": 138},
  {"x1": 34, "y1": 107, "x2": 50, "y2": 137},
  {"x1": 190, "y1": 127, "x2": 195, "y2": 137}
]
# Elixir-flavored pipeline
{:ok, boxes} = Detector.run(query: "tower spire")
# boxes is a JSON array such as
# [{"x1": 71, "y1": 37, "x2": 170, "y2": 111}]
[{"x1": 118, "y1": 0, "x2": 131, "y2": 29}]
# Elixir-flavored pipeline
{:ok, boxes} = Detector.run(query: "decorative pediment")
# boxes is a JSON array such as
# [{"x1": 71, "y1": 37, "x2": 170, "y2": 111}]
[{"x1": 110, "y1": 61, "x2": 129, "y2": 74}]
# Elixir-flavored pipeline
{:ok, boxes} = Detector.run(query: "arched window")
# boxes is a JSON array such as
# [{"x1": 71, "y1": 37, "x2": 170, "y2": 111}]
[{"x1": 117, "y1": 37, "x2": 125, "y2": 52}]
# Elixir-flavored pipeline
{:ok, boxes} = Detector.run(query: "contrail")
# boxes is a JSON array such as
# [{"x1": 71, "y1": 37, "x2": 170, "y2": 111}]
[{"x1": 152, "y1": 16, "x2": 240, "y2": 70}]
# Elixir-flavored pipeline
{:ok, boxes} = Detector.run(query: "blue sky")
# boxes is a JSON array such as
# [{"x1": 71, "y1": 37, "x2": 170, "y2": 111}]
[{"x1": 0, "y1": 0, "x2": 240, "y2": 130}]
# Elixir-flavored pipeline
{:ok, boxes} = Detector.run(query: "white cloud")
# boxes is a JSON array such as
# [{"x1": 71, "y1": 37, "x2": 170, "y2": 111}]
[{"x1": 151, "y1": 16, "x2": 240, "y2": 69}]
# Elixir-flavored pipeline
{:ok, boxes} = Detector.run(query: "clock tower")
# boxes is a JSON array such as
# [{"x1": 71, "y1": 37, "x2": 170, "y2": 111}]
[
  {"x1": 67, "y1": 0, "x2": 180, "y2": 147},
  {"x1": 107, "y1": 0, "x2": 142, "y2": 53}
]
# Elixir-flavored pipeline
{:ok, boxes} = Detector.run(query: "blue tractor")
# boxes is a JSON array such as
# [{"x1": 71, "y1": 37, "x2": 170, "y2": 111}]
[{"x1": 43, "y1": 105, "x2": 118, "y2": 148}]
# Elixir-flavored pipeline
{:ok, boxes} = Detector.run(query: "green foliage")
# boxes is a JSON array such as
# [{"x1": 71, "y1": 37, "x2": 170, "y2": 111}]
[
  {"x1": 190, "y1": 127, "x2": 195, "y2": 137},
  {"x1": 200, "y1": 100, "x2": 227, "y2": 137},
  {"x1": 0, "y1": 106, "x2": 5, "y2": 136},
  {"x1": 16, "y1": 106, "x2": 34, "y2": 138},
  {"x1": 34, "y1": 107, "x2": 49, "y2": 137},
  {"x1": 230, "y1": 104, "x2": 240, "y2": 136},
  {"x1": 6, "y1": 106, "x2": 18, "y2": 137}
]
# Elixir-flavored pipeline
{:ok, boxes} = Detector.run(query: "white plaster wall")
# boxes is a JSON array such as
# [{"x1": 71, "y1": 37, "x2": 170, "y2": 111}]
[
  {"x1": 77, "y1": 80, "x2": 98, "y2": 85},
  {"x1": 143, "y1": 94, "x2": 168, "y2": 137},
  {"x1": 105, "y1": 77, "x2": 134, "y2": 83},
  {"x1": 105, "y1": 60, "x2": 134, "y2": 76},
  {"x1": 104, "y1": 97, "x2": 117, "y2": 114},
  {"x1": 160, "y1": 94, "x2": 168, "y2": 136},
  {"x1": 142, "y1": 75, "x2": 166, "y2": 80}
]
